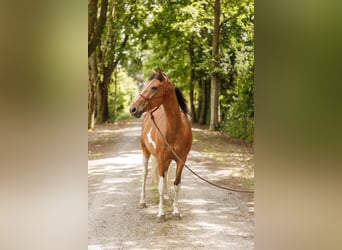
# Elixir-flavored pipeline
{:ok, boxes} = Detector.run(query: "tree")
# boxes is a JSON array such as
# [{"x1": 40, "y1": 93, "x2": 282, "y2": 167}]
[
  {"x1": 87, "y1": 0, "x2": 254, "y2": 142},
  {"x1": 88, "y1": 0, "x2": 108, "y2": 129},
  {"x1": 220, "y1": 0, "x2": 254, "y2": 141},
  {"x1": 95, "y1": 0, "x2": 147, "y2": 124},
  {"x1": 209, "y1": 0, "x2": 221, "y2": 131}
]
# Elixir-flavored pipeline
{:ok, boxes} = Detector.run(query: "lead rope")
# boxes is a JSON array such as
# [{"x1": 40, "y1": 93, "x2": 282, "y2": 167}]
[{"x1": 150, "y1": 114, "x2": 254, "y2": 194}]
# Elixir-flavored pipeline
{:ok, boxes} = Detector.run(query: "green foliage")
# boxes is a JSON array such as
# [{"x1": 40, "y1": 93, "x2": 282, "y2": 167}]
[
  {"x1": 222, "y1": 57, "x2": 254, "y2": 143},
  {"x1": 90, "y1": 0, "x2": 254, "y2": 143},
  {"x1": 218, "y1": 0, "x2": 254, "y2": 142},
  {"x1": 108, "y1": 69, "x2": 138, "y2": 122}
]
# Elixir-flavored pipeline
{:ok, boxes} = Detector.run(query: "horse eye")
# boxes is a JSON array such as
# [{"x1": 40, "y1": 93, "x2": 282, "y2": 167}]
[{"x1": 151, "y1": 86, "x2": 158, "y2": 91}]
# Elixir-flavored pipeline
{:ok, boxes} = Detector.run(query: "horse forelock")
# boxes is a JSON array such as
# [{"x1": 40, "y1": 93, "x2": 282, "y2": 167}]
[{"x1": 149, "y1": 72, "x2": 164, "y2": 82}]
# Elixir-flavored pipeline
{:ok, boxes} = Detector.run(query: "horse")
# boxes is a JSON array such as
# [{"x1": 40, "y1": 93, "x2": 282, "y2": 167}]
[{"x1": 129, "y1": 69, "x2": 192, "y2": 222}]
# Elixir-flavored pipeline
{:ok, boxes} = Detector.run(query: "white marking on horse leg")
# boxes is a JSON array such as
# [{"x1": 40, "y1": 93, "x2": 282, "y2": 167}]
[
  {"x1": 146, "y1": 128, "x2": 156, "y2": 149},
  {"x1": 163, "y1": 170, "x2": 169, "y2": 200},
  {"x1": 151, "y1": 156, "x2": 159, "y2": 187},
  {"x1": 173, "y1": 183, "x2": 181, "y2": 216},
  {"x1": 139, "y1": 156, "x2": 148, "y2": 207},
  {"x1": 157, "y1": 176, "x2": 165, "y2": 217}
]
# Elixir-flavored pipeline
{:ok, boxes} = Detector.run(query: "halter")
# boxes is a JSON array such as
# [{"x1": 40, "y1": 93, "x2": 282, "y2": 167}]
[{"x1": 139, "y1": 76, "x2": 170, "y2": 115}]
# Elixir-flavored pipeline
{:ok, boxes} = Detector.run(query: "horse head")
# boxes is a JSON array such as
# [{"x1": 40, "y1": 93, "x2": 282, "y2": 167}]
[{"x1": 129, "y1": 69, "x2": 172, "y2": 118}]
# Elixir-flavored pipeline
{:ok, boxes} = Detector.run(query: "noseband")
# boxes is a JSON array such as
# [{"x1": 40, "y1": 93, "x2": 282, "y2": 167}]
[{"x1": 139, "y1": 78, "x2": 170, "y2": 115}]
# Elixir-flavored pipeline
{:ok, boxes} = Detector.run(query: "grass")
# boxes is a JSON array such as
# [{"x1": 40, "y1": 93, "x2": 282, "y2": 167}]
[{"x1": 115, "y1": 112, "x2": 132, "y2": 122}]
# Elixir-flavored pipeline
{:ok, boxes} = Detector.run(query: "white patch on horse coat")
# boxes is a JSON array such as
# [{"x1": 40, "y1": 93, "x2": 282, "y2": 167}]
[{"x1": 147, "y1": 128, "x2": 156, "y2": 149}]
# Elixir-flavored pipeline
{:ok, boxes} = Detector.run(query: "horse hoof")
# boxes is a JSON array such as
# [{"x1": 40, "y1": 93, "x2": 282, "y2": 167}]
[
  {"x1": 157, "y1": 215, "x2": 166, "y2": 223},
  {"x1": 172, "y1": 213, "x2": 181, "y2": 220},
  {"x1": 139, "y1": 203, "x2": 147, "y2": 208}
]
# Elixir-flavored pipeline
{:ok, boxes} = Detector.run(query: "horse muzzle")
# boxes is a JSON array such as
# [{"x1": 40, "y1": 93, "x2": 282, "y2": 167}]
[{"x1": 129, "y1": 105, "x2": 143, "y2": 118}]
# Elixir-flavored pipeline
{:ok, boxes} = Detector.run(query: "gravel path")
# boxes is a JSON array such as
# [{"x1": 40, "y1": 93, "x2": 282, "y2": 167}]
[{"x1": 88, "y1": 120, "x2": 254, "y2": 249}]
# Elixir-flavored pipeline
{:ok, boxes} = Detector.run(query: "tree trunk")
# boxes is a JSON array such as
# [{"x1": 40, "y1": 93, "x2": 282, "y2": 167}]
[
  {"x1": 113, "y1": 69, "x2": 118, "y2": 120},
  {"x1": 188, "y1": 40, "x2": 197, "y2": 122},
  {"x1": 96, "y1": 75, "x2": 111, "y2": 124},
  {"x1": 189, "y1": 73, "x2": 196, "y2": 122},
  {"x1": 96, "y1": 81, "x2": 109, "y2": 124},
  {"x1": 88, "y1": 52, "x2": 97, "y2": 129},
  {"x1": 209, "y1": 0, "x2": 221, "y2": 131},
  {"x1": 96, "y1": 61, "x2": 116, "y2": 124},
  {"x1": 198, "y1": 79, "x2": 207, "y2": 125}
]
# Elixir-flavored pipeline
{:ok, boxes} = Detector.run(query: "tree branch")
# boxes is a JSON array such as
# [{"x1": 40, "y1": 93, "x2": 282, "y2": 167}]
[
  {"x1": 88, "y1": 0, "x2": 98, "y2": 43},
  {"x1": 88, "y1": 0, "x2": 108, "y2": 57}
]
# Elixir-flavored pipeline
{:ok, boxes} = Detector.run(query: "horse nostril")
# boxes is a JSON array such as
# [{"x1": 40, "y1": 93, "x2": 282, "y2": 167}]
[{"x1": 130, "y1": 107, "x2": 137, "y2": 114}]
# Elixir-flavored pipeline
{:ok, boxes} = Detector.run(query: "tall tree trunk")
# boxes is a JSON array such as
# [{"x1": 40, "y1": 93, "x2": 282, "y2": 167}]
[
  {"x1": 113, "y1": 69, "x2": 118, "y2": 120},
  {"x1": 188, "y1": 40, "x2": 197, "y2": 122},
  {"x1": 96, "y1": 80, "x2": 109, "y2": 124},
  {"x1": 96, "y1": 68, "x2": 112, "y2": 124},
  {"x1": 198, "y1": 79, "x2": 207, "y2": 125},
  {"x1": 189, "y1": 72, "x2": 196, "y2": 122},
  {"x1": 88, "y1": 52, "x2": 97, "y2": 129},
  {"x1": 188, "y1": 38, "x2": 197, "y2": 122},
  {"x1": 209, "y1": 0, "x2": 221, "y2": 131},
  {"x1": 96, "y1": 61, "x2": 116, "y2": 124}
]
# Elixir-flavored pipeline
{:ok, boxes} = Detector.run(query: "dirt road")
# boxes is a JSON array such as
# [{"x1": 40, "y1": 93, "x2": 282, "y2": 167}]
[{"x1": 88, "y1": 120, "x2": 254, "y2": 249}]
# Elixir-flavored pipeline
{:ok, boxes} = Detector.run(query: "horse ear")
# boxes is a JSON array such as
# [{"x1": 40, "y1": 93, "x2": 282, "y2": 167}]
[
  {"x1": 151, "y1": 69, "x2": 157, "y2": 74},
  {"x1": 157, "y1": 68, "x2": 164, "y2": 80}
]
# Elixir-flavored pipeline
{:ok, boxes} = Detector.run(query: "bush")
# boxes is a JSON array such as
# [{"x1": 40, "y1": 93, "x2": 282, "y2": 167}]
[{"x1": 222, "y1": 72, "x2": 254, "y2": 143}]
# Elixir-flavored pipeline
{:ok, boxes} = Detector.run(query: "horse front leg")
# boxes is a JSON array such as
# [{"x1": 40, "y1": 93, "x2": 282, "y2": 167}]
[
  {"x1": 139, "y1": 155, "x2": 149, "y2": 208},
  {"x1": 173, "y1": 182, "x2": 181, "y2": 217}
]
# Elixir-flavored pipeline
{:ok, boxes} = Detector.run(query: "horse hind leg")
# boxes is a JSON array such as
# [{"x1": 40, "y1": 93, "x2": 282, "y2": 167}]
[
  {"x1": 156, "y1": 159, "x2": 172, "y2": 222},
  {"x1": 172, "y1": 161, "x2": 184, "y2": 218},
  {"x1": 151, "y1": 155, "x2": 159, "y2": 188},
  {"x1": 151, "y1": 157, "x2": 170, "y2": 200},
  {"x1": 152, "y1": 157, "x2": 171, "y2": 199},
  {"x1": 139, "y1": 154, "x2": 149, "y2": 208},
  {"x1": 157, "y1": 175, "x2": 166, "y2": 222},
  {"x1": 163, "y1": 159, "x2": 172, "y2": 200}
]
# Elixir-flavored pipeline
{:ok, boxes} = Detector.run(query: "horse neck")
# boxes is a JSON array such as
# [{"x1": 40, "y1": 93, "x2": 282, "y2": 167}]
[{"x1": 162, "y1": 90, "x2": 182, "y2": 133}]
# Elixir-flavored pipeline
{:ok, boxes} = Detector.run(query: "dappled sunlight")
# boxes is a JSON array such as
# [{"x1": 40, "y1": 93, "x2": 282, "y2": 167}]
[
  {"x1": 182, "y1": 198, "x2": 217, "y2": 206},
  {"x1": 89, "y1": 120, "x2": 253, "y2": 249},
  {"x1": 90, "y1": 124, "x2": 141, "y2": 136},
  {"x1": 88, "y1": 148, "x2": 143, "y2": 200},
  {"x1": 103, "y1": 177, "x2": 136, "y2": 184},
  {"x1": 88, "y1": 151, "x2": 142, "y2": 168},
  {"x1": 187, "y1": 146, "x2": 254, "y2": 191}
]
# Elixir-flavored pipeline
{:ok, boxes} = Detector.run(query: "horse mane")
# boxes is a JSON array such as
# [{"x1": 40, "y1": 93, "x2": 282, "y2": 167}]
[
  {"x1": 149, "y1": 71, "x2": 189, "y2": 114},
  {"x1": 175, "y1": 86, "x2": 189, "y2": 114}
]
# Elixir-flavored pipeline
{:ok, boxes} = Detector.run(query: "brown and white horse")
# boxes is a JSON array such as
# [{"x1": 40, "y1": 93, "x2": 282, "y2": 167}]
[{"x1": 129, "y1": 69, "x2": 192, "y2": 221}]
